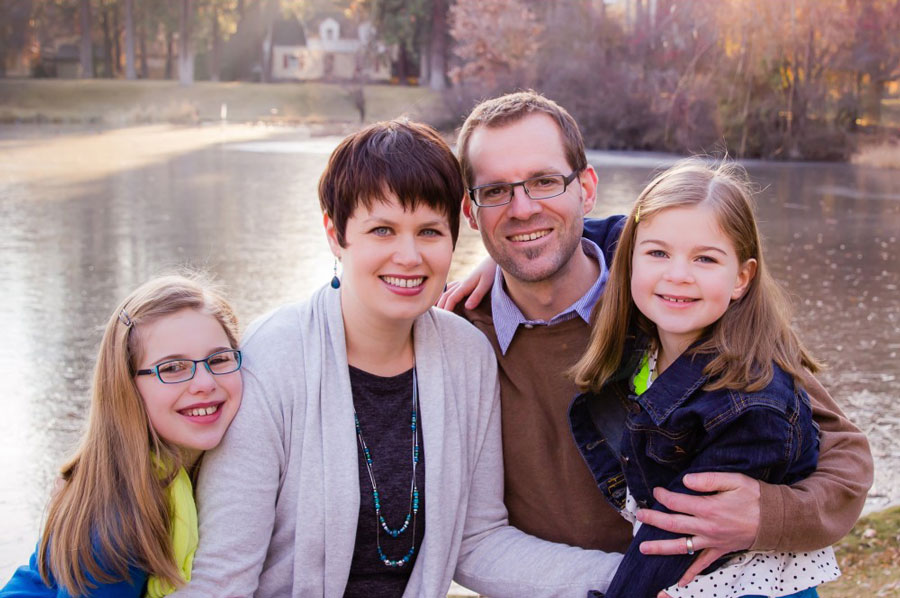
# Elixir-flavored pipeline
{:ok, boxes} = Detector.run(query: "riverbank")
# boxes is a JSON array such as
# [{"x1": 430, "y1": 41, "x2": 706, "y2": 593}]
[
  {"x1": 820, "y1": 505, "x2": 900, "y2": 597},
  {"x1": 0, "y1": 78, "x2": 446, "y2": 127},
  {"x1": 3, "y1": 79, "x2": 900, "y2": 168}
]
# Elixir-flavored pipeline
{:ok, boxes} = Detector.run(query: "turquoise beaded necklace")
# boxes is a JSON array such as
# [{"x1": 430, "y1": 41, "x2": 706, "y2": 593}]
[{"x1": 353, "y1": 367, "x2": 420, "y2": 568}]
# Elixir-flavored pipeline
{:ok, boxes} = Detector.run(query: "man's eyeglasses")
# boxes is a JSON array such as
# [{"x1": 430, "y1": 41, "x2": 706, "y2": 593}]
[
  {"x1": 136, "y1": 349, "x2": 242, "y2": 384},
  {"x1": 468, "y1": 170, "x2": 580, "y2": 207}
]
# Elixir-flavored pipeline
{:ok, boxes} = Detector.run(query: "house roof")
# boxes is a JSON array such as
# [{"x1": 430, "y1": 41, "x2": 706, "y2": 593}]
[{"x1": 272, "y1": 16, "x2": 306, "y2": 45}]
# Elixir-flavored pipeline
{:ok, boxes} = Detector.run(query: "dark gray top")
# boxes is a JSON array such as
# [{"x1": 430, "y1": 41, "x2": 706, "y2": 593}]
[{"x1": 343, "y1": 366, "x2": 426, "y2": 598}]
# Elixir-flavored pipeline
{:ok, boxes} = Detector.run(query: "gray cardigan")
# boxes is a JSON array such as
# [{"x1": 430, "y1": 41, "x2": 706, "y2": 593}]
[{"x1": 172, "y1": 285, "x2": 621, "y2": 598}]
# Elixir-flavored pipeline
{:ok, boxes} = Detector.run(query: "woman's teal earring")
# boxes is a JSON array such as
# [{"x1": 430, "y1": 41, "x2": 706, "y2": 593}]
[{"x1": 331, "y1": 259, "x2": 341, "y2": 289}]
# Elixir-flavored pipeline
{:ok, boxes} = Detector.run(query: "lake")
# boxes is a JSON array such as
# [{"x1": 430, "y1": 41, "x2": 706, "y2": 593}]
[{"x1": 0, "y1": 124, "x2": 897, "y2": 581}]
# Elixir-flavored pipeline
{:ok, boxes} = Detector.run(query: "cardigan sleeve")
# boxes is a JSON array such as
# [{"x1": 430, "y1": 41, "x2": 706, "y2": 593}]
[
  {"x1": 452, "y1": 343, "x2": 623, "y2": 597},
  {"x1": 753, "y1": 372, "x2": 873, "y2": 551},
  {"x1": 169, "y1": 363, "x2": 286, "y2": 598}
]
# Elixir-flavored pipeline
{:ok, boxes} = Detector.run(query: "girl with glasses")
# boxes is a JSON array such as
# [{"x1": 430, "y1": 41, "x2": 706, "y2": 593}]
[{"x1": 1, "y1": 273, "x2": 243, "y2": 597}]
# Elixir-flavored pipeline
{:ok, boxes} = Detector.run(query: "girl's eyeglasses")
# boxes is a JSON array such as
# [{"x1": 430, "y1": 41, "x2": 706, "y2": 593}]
[{"x1": 136, "y1": 349, "x2": 242, "y2": 384}]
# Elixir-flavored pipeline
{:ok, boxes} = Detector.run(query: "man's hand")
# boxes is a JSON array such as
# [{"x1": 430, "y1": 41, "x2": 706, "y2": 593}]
[
  {"x1": 637, "y1": 472, "x2": 761, "y2": 589},
  {"x1": 436, "y1": 255, "x2": 497, "y2": 311}
]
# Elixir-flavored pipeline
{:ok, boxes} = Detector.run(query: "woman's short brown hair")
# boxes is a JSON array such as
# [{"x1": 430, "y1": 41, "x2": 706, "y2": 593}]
[{"x1": 318, "y1": 119, "x2": 464, "y2": 248}]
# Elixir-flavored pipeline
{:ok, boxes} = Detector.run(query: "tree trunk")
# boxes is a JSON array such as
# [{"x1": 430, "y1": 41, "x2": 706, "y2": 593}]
[
  {"x1": 261, "y1": 0, "x2": 278, "y2": 83},
  {"x1": 396, "y1": 44, "x2": 409, "y2": 85},
  {"x1": 210, "y1": 4, "x2": 221, "y2": 81},
  {"x1": 178, "y1": 0, "x2": 194, "y2": 85},
  {"x1": 428, "y1": 0, "x2": 447, "y2": 91},
  {"x1": 113, "y1": 3, "x2": 122, "y2": 76},
  {"x1": 138, "y1": 1, "x2": 149, "y2": 78},
  {"x1": 80, "y1": 0, "x2": 94, "y2": 78},
  {"x1": 125, "y1": 0, "x2": 136, "y2": 79},
  {"x1": 165, "y1": 27, "x2": 174, "y2": 79},
  {"x1": 419, "y1": 36, "x2": 429, "y2": 85},
  {"x1": 101, "y1": 5, "x2": 114, "y2": 77},
  {"x1": 863, "y1": 78, "x2": 885, "y2": 125}
]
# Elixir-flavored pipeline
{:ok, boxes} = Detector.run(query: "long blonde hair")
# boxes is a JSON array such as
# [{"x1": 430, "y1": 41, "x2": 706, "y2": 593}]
[
  {"x1": 38, "y1": 272, "x2": 239, "y2": 596},
  {"x1": 572, "y1": 159, "x2": 819, "y2": 393}
]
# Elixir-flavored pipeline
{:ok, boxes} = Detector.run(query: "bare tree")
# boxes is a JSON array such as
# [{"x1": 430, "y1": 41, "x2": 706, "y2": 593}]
[
  {"x1": 428, "y1": 0, "x2": 447, "y2": 90},
  {"x1": 261, "y1": 0, "x2": 279, "y2": 83},
  {"x1": 80, "y1": 0, "x2": 94, "y2": 77},
  {"x1": 100, "y1": 2, "x2": 114, "y2": 77},
  {"x1": 112, "y1": 1, "x2": 121, "y2": 75},
  {"x1": 179, "y1": 0, "x2": 194, "y2": 84},
  {"x1": 210, "y1": 1, "x2": 221, "y2": 81},
  {"x1": 139, "y1": 1, "x2": 150, "y2": 77},
  {"x1": 125, "y1": 0, "x2": 136, "y2": 78}
]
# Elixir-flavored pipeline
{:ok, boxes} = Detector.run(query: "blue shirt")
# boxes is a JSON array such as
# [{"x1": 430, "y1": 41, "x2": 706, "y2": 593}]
[
  {"x1": 490, "y1": 238, "x2": 609, "y2": 355},
  {"x1": 0, "y1": 542, "x2": 146, "y2": 598}
]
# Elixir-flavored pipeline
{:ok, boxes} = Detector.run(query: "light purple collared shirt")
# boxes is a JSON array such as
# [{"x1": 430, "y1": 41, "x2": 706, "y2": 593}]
[{"x1": 490, "y1": 238, "x2": 610, "y2": 355}]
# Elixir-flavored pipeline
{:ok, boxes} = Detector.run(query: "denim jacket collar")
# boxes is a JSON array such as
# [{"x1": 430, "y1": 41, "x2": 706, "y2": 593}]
[{"x1": 629, "y1": 336, "x2": 715, "y2": 427}]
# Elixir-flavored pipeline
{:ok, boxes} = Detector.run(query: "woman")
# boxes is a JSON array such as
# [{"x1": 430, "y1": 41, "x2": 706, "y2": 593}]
[{"x1": 170, "y1": 120, "x2": 621, "y2": 598}]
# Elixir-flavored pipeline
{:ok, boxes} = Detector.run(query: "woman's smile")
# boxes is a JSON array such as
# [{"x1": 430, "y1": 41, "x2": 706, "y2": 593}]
[
  {"x1": 380, "y1": 274, "x2": 427, "y2": 294},
  {"x1": 327, "y1": 194, "x2": 454, "y2": 328}
]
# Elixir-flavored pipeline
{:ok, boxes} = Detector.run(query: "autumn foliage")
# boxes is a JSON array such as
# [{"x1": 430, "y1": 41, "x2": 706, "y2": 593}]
[
  {"x1": 448, "y1": 0, "x2": 900, "y2": 161},
  {"x1": 448, "y1": 0, "x2": 542, "y2": 91}
]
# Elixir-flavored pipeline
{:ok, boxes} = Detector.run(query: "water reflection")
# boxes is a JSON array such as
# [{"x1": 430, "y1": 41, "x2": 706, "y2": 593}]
[{"x1": 0, "y1": 129, "x2": 897, "y2": 580}]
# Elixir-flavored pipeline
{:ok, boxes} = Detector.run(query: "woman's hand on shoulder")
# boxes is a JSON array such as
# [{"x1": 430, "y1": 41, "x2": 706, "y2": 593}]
[{"x1": 436, "y1": 255, "x2": 497, "y2": 311}]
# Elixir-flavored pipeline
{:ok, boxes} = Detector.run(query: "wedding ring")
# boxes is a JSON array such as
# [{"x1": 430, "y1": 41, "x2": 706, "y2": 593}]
[{"x1": 685, "y1": 536, "x2": 695, "y2": 555}]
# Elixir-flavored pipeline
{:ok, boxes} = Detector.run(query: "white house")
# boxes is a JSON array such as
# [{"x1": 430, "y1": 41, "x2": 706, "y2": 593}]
[{"x1": 272, "y1": 18, "x2": 391, "y2": 82}]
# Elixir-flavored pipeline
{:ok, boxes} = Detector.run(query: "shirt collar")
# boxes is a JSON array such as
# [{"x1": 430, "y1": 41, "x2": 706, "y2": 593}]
[{"x1": 490, "y1": 238, "x2": 609, "y2": 355}]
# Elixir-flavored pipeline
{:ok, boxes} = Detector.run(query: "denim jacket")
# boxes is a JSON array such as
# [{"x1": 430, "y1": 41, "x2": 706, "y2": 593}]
[{"x1": 569, "y1": 336, "x2": 819, "y2": 598}]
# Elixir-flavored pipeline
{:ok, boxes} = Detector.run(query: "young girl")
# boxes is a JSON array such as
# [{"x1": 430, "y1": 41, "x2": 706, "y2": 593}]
[
  {"x1": 0, "y1": 273, "x2": 243, "y2": 598},
  {"x1": 569, "y1": 159, "x2": 840, "y2": 598}
]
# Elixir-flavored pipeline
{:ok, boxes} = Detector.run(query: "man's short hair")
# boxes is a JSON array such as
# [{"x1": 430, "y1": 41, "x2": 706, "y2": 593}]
[
  {"x1": 457, "y1": 91, "x2": 588, "y2": 187},
  {"x1": 318, "y1": 119, "x2": 463, "y2": 247}
]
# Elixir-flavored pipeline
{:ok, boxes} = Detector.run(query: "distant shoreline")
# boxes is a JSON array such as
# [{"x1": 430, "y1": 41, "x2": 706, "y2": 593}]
[
  {"x1": 0, "y1": 78, "x2": 446, "y2": 128},
  {"x1": 2, "y1": 79, "x2": 899, "y2": 170}
]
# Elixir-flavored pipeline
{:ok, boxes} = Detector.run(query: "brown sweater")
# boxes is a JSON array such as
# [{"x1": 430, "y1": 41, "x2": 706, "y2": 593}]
[{"x1": 460, "y1": 298, "x2": 873, "y2": 553}]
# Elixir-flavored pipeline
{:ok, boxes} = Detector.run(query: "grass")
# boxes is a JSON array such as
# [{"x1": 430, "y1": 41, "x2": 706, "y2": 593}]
[
  {"x1": 0, "y1": 79, "x2": 446, "y2": 127},
  {"x1": 852, "y1": 138, "x2": 900, "y2": 169},
  {"x1": 820, "y1": 505, "x2": 900, "y2": 597}
]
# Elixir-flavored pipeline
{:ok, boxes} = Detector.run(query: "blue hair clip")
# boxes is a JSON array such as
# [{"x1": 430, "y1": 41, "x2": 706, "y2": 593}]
[{"x1": 118, "y1": 310, "x2": 133, "y2": 327}]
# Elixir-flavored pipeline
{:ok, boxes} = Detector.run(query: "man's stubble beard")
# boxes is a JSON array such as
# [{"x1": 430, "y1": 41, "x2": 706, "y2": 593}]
[{"x1": 488, "y1": 220, "x2": 584, "y2": 285}]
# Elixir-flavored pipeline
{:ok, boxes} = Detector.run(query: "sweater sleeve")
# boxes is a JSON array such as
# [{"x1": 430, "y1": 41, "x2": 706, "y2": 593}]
[
  {"x1": 752, "y1": 371, "x2": 873, "y2": 551},
  {"x1": 169, "y1": 363, "x2": 286, "y2": 598},
  {"x1": 452, "y1": 344, "x2": 623, "y2": 597}
]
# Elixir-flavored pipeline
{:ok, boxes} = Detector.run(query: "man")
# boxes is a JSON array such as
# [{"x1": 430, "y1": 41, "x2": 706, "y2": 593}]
[{"x1": 447, "y1": 91, "x2": 873, "y2": 581}]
